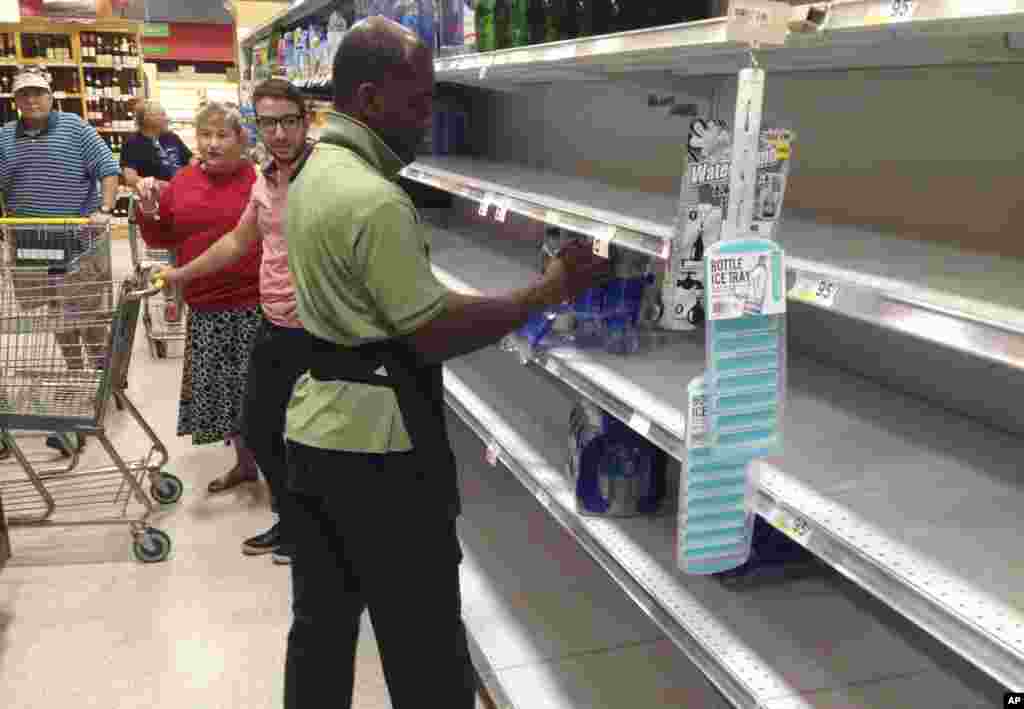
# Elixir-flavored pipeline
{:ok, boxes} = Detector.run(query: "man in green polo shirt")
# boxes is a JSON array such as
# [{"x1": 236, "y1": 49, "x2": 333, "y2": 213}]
[{"x1": 282, "y1": 17, "x2": 610, "y2": 708}]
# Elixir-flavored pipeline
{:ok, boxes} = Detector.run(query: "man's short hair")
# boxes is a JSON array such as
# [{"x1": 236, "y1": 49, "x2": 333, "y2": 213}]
[
  {"x1": 332, "y1": 21, "x2": 421, "y2": 107},
  {"x1": 252, "y1": 78, "x2": 307, "y2": 116}
]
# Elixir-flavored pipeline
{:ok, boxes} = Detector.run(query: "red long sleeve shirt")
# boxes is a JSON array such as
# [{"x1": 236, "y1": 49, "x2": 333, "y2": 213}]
[{"x1": 136, "y1": 163, "x2": 261, "y2": 311}]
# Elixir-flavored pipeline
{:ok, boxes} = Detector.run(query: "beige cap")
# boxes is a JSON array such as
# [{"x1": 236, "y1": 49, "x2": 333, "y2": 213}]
[{"x1": 13, "y1": 68, "x2": 52, "y2": 94}]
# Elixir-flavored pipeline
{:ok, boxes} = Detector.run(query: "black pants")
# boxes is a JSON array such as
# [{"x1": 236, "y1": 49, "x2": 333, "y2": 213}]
[
  {"x1": 239, "y1": 317, "x2": 310, "y2": 519},
  {"x1": 283, "y1": 441, "x2": 477, "y2": 709}
]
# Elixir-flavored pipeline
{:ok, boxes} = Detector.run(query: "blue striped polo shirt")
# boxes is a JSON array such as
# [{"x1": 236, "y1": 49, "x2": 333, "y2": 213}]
[{"x1": 0, "y1": 111, "x2": 120, "y2": 217}]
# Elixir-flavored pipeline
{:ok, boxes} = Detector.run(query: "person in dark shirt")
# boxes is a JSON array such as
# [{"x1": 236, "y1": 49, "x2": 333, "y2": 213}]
[{"x1": 121, "y1": 100, "x2": 193, "y2": 190}]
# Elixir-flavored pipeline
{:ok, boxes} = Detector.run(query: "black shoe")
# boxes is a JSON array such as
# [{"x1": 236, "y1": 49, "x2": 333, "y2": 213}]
[
  {"x1": 272, "y1": 546, "x2": 293, "y2": 565},
  {"x1": 242, "y1": 522, "x2": 281, "y2": 556}
]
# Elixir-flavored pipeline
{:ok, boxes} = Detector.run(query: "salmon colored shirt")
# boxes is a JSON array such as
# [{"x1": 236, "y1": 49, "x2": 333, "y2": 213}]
[{"x1": 238, "y1": 155, "x2": 304, "y2": 328}]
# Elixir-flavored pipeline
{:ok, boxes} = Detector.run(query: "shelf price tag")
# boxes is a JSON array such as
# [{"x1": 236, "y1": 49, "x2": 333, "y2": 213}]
[
  {"x1": 726, "y1": 1, "x2": 791, "y2": 46},
  {"x1": 493, "y1": 198, "x2": 510, "y2": 223},
  {"x1": 478, "y1": 192, "x2": 495, "y2": 218},
  {"x1": 591, "y1": 224, "x2": 615, "y2": 259},
  {"x1": 478, "y1": 64, "x2": 489, "y2": 81},
  {"x1": 789, "y1": 275, "x2": 840, "y2": 308},
  {"x1": 867, "y1": 0, "x2": 917, "y2": 25},
  {"x1": 769, "y1": 507, "x2": 813, "y2": 546},
  {"x1": 485, "y1": 441, "x2": 500, "y2": 466},
  {"x1": 628, "y1": 412, "x2": 651, "y2": 438},
  {"x1": 544, "y1": 209, "x2": 562, "y2": 227}
]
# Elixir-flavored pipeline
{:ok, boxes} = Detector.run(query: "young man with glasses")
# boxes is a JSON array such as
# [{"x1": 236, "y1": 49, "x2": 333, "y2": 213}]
[
  {"x1": 153, "y1": 79, "x2": 314, "y2": 564},
  {"x1": 0, "y1": 66, "x2": 120, "y2": 457}
]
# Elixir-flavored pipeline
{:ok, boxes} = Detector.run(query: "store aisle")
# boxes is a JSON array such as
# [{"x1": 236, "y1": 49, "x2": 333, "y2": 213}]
[{"x1": 0, "y1": 240, "x2": 472, "y2": 709}]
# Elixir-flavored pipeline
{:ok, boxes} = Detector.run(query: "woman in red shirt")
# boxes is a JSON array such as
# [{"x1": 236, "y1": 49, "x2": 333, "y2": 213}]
[{"x1": 136, "y1": 102, "x2": 262, "y2": 491}]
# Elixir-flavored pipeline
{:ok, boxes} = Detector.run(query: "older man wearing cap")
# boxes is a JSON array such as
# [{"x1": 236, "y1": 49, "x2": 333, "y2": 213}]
[{"x1": 0, "y1": 66, "x2": 121, "y2": 456}]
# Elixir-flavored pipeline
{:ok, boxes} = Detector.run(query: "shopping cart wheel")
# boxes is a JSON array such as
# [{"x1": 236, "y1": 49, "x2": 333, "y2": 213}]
[
  {"x1": 151, "y1": 472, "x2": 184, "y2": 505},
  {"x1": 133, "y1": 528, "x2": 172, "y2": 563},
  {"x1": 154, "y1": 341, "x2": 168, "y2": 358}
]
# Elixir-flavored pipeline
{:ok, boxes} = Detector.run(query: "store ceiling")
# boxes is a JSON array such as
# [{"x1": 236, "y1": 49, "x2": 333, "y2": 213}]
[{"x1": 120, "y1": 0, "x2": 233, "y2": 24}]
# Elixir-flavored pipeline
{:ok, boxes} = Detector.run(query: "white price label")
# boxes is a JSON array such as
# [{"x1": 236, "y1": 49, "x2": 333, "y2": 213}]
[
  {"x1": 769, "y1": 508, "x2": 813, "y2": 546},
  {"x1": 885, "y1": 0, "x2": 916, "y2": 21},
  {"x1": 726, "y1": 1, "x2": 790, "y2": 46},
  {"x1": 478, "y1": 64, "x2": 489, "y2": 80},
  {"x1": 485, "y1": 441, "x2": 499, "y2": 466},
  {"x1": 868, "y1": 0, "x2": 917, "y2": 24},
  {"x1": 591, "y1": 225, "x2": 615, "y2": 259},
  {"x1": 789, "y1": 276, "x2": 840, "y2": 308},
  {"x1": 628, "y1": 412, "x2": 651, "y2": 438},
  {"x1": 477, "y1": 193, "x2": 495, "y2": 218},
  {"x1": 544, "y1": 209, "x2": 562, "y2": 226},
  {"x1": 493, "y1": 199, "x2": 509, "y2": 223}
]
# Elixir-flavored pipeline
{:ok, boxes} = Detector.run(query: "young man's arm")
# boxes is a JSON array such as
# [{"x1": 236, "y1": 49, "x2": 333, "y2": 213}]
[{"x1": 160, "y1": 198, "x2": 260, "y2": 285}]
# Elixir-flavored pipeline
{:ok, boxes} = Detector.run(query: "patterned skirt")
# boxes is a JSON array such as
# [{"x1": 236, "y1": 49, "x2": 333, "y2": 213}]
[{"x1": 178, "y1": 306, "x2": 262, "y2": 445}]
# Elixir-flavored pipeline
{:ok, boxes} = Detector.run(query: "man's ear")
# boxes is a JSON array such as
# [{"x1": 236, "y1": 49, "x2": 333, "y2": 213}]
[{"x1": 354, "y1": 82, "x2": 380, "y2": 118}]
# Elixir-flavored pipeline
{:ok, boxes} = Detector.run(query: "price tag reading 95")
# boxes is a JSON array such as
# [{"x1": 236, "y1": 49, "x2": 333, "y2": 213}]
[
  {"x1": 885, "y1": 0, "x2": 917, "y2": 21},
  {"x1": 789, "y1": 275, "x2": 840, "y2": 308},
  {"x1": 770, "y1": 507, "x2": 813, "y2": 546}
]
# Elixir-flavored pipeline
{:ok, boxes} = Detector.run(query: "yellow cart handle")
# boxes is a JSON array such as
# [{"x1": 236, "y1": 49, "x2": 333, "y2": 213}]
[{"x1": 0, "y1": 218, "x2": 92, "y2": 225}]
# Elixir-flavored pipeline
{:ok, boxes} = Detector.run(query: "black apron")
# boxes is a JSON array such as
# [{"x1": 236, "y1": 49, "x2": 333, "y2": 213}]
[{"x1": 308, "y1": 334, "x2": 461, "y2": 519}]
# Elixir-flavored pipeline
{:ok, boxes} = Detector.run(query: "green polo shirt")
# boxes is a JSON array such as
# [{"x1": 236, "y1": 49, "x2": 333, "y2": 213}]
[{"x1": 284, "y1": 112, "x2": 447, "y2": 453}]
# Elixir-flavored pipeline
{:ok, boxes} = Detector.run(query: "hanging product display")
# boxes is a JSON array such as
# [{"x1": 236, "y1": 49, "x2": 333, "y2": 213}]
[
  {"x1": 660, "y1": 111, "x2": 794, "y2": 332},
  {"x1": 677, "y1": 376, "x2": 760, "y2": 574}
]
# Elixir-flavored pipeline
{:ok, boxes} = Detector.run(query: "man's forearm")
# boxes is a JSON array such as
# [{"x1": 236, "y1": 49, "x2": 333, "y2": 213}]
[
  {"x1": 100, "y1": 176, "x2": 118, "y2": 211},
  {"x1": 405, "y1": 285, "x2": 556, "y2": 365}
]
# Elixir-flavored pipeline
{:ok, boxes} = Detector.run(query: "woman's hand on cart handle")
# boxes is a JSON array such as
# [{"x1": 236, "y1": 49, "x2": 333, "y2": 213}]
[{"x1": 150, "y1": 265, "x2": 181, "y2": 290}]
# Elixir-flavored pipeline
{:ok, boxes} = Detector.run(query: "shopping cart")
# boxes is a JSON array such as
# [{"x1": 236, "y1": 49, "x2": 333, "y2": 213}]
[
  {"x1": 126, "y1": 194, "x2": 187, "y2": 359},
  {"x1": 0, "y1": 218, "x2": 181, "y2": 563}
]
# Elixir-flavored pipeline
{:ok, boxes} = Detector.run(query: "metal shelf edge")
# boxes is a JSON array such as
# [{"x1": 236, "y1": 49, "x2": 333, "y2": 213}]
[
  {"x1": 755, "y1": 467, "x2": 1024, "y2": 691},
  {"x1": 443, "y1": 367, "x2": 811, "y2": 709},
  {"x1": 409, "y1": 161, "x2": 1024, "y2": 371},
  {"x1": 403, "y1": 162, "x2": 671, "y2": 260}
]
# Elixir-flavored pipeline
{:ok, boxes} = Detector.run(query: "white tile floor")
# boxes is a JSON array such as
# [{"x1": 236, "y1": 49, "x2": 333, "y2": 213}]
[{"x1": 0, "y1": 240, "x2": 484, "y2": 709}]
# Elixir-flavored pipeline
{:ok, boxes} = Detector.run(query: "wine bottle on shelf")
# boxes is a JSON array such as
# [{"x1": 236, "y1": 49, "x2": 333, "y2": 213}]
[
  {"x1": 494, "y1": 0, "x2": 512, "y2": 49},
  {"x1": 120, "y1": 36, "x2": 130, "y2": 66},
  {"x1": 545, "y1": 0, "x2": 576, "y2": 41},
  {"x1": 510, "y1": 0, "x2": 529, "y2": 46},
  {"x1": 476, "y1": 0, "x2": 496, "y2": 52},
  {"x1": 112, "y1": 38, "x2": 122, "y2": 70},
  {"x1": 527, "y1": 0, "x2": 546, "y2": 45}
]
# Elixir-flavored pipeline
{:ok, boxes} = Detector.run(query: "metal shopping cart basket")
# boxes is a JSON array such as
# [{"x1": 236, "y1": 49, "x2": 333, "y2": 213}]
[
  {"x1": 126, "y1": 194, "x2": 187, "y2": 359},
  {"x1": 0, "y1": 218, "x2": 181, "y2": 563}
]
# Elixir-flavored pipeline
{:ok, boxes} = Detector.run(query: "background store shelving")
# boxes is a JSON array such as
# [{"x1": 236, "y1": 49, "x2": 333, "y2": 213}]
[{"x1": 243, "y1": 1, "x2": 1024, "y2": 706}]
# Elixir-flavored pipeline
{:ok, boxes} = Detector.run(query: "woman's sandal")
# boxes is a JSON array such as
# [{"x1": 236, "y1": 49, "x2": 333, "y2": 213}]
[{"x1": 207, "y1": 467, "x2": 259, "y2": 494}]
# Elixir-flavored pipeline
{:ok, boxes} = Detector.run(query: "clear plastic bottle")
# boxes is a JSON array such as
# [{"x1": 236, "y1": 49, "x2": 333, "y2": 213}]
[{"x1": 476, "y1": 0, "x2": 496, "y2": 52}]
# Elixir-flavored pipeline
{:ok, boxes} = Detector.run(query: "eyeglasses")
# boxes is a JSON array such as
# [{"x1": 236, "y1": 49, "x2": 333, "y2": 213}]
[{"x1": 255, "y1": 114, "x2": 304, "y2": 133}]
